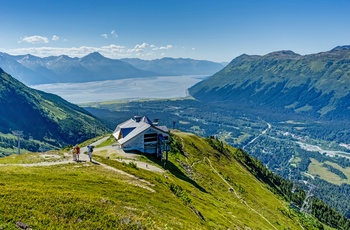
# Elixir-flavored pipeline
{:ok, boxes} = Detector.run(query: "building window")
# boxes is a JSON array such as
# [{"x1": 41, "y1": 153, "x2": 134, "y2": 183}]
[{"x1": 144, "y1": 133, "x2": 158, "y2": 142}]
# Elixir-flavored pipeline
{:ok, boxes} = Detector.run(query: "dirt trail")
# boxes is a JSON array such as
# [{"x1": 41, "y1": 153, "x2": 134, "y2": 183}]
[
  {"x1": 204, "y1": 157, "x2": 278, "y2": 230},
  {"x1": 177, "y1": 136, "x2": 277, "y2": 228},
  {"x1": 0, "y1": 137, "x2": 157, "y2": 192}
]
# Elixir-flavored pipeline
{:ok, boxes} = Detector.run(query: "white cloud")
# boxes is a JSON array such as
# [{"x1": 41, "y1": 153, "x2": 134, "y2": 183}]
[
  {"x1": 151, "y1": 44, "x2": 173, "y2": 51},
  {"x1": 192, "y1": 47, "x2": 196, "y2": 50},
  {"x1": 21, "y1": 35, "x2": 49, "y2": 44},
  {"x1": 127, "y1": 48, "x2": 143, "y2": 53},
  {"x1": 159, "y1": 45, "x2": 173, "y2": 50},
  {"x1": 4, "y1": 44, "x2": 125, "y2": 58},
  {"x1": 52, "y1": 35, "x2": 59, "y2": 41},
  {"x1": 3, "y1": 42, "x2": 174, "y2": 59},
  {"x1": 135, "y1": 43, "x2": 149, "y2": 49},
  {"x1": 101, "y1": 44, "x2": 124, "y2": 50},
  {"x1": 111, "y1": 30, "x2": 118, "y2": 38},
  {"x1": 126, "y1": 43, "x2": 150, "y2": 53},
  {"x1": 101, "y1": 30, "x2": 118, "y2": 39}
]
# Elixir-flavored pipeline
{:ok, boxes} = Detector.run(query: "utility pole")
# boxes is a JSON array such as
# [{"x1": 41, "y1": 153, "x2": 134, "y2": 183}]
[
  {"x1": 301, "y1": 183, "x2": 316, "y2": 214},
  {"x1": 12, "y1": 131, "x2": 23, "y2": 154}
]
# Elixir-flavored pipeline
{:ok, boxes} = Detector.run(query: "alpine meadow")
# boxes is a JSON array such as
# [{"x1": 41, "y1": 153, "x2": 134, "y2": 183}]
[{"x1": 1, "y1": 1, "x2": 350, "y2": 229}]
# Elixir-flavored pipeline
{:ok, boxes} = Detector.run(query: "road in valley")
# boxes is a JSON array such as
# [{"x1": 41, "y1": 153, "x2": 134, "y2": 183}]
[{"x1": 243, "y1": 122, "x2": 271, "y2": 150}]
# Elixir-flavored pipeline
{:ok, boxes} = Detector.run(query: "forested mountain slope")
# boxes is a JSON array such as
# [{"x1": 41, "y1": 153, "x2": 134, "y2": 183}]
[
  {"x1": 0, "y1": 68, "x2": 106, "y2": 150},
  {"x1": 189, "y1": 46, "x2": 350, "y2": 120}
]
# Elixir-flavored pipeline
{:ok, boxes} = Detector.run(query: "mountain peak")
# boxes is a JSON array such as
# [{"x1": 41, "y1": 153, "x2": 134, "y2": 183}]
[
  {"x1": 79, "y1": 52, "x2": 107, "y2": 64},
  {"x1": 19, "y1": 54, "x2": 42, "y2": 62},
  {"x1": 265, "y1": 50, "x2": 300, "y2": 58},
  {"x1": 57, "y1": 55, "x2": 72, "y2": 61},
  {"x1": 331, "y1": 45, "x2": 350, "y2": 51},
  {"x1": 83, "y1": 52, "x2": 105, "y2": 60}
]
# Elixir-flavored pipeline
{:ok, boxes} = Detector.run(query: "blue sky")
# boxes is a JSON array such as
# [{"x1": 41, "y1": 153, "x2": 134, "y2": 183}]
[{"x1": 1, "y1": 0, "x2": 350, "y2": 62}]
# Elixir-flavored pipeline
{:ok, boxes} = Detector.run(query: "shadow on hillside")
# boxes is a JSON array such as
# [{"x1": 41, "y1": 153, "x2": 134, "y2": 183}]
[{"x1": 132, "y1": 151, "x2": 207, "y2": 193}]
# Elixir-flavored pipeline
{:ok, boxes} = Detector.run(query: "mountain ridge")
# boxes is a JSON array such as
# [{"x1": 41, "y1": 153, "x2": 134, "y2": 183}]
[
  {"x1": 120, "y1": 57, "x2": 225, "y2": 76},
  {"x1": 0, "y1": 52, "x2": 157, "y2": 84},
  {"x1": 0, "y1": 52, "x2": 225, "y2": 85},
  {"x1": 189, "y1": 46, "x2": 350, "y2": 121},
  {"x1": 0, "y1": 68, "x2": 106, "y2": 150}
]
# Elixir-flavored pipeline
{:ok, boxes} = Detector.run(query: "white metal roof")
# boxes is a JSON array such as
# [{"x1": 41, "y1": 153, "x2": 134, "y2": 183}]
[{"x1": 113, "y1": 116, "x2": 169, "y2": 145}]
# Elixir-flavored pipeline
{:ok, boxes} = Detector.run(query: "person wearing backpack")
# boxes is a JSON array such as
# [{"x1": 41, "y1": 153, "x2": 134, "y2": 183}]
[{"x1": 87, "y1": 145, "x2": 94, "y2": 162}]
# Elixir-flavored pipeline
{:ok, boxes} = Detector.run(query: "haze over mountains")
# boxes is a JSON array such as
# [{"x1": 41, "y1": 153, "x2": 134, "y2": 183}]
[
  {"x1": 189, "y1": 46, "x2": 350, "y2": 121},
  {"x1": 121, "y1": 57, "x2": 225, "y2": 76},
  {"x1": 0, "y1": 52, "x2": 224, "y2": 85}
]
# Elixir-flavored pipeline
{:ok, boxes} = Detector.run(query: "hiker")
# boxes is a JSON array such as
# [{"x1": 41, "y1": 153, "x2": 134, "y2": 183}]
[
  {"x1": 87, "y1": 145, "x2": 94, "y2": 162},
  {"x1": 72, "y1": 147, "x2": 77, "y2": 161},
  {"x1": 74, "y1": 144, "x2": 80, "y2": 161}
]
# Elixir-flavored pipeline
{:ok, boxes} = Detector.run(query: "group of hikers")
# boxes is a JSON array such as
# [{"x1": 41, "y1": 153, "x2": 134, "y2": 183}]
[{"x1": 72, "y1": 144, "x2": 94, "y2": 162}]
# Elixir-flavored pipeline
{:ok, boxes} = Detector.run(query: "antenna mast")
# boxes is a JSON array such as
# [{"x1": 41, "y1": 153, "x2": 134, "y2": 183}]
[
  {"x1": 12, "y1": 130, "x2": 23, "y2": 154},
  {"x1": 301, "y1": 182, "x2": 316, "y2": 214}
]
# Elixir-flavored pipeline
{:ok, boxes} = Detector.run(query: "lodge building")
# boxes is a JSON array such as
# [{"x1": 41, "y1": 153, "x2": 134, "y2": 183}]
[{"x1": 113, "y1": 116, "x2": 169, "y2": 155}]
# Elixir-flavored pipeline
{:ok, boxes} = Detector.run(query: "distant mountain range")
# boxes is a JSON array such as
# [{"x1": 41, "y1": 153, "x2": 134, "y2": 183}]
[
  {"x1": 0, "y1": 52, "x2": 156, "y2": 84},
  {"x1": 0, "y1": 52, "x2": 225, "y2": 85},
  {"x1": 120, "y1": 57, "x2": 225, "y2": 76},
  {"x1": 0, "y1": 68, "x2": 106, "y2": 148},
  {"x1": 189, "y1": 46, "x2": 350, "y2": 120}
]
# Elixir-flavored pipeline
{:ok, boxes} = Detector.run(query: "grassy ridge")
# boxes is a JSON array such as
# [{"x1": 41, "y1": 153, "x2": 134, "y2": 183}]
[
  {"x1": 0, "y1": 164, "x2": 200, "y2": 229},
  {"x1": 0, "y1": 131, "x2": 331, "y2": 229},
  {"x1": 169, "y1": 132, "x2": 325, "y2": 229}
]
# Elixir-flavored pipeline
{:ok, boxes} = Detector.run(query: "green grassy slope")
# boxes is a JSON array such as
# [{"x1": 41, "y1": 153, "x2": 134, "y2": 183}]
[
  {"x1": 189, "y1": 47, "x2": 350, "y2": 120},
  {"x1": 0, "y1": 131, "x2": 333, "y2": 229},
  {"x1": 166, "y1": 132, "x2": 326, "y2": 229},
  {"x1": 0, "y1": 68, "x2": 107, "y2": 150}
]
